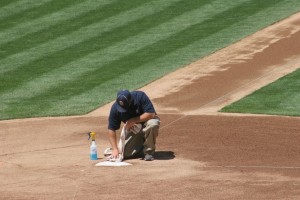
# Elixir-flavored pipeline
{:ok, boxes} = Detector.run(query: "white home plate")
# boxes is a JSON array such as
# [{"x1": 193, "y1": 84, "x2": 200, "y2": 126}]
[{"x1": 95, "y1": 161, "x2": 132, "y2": 167}]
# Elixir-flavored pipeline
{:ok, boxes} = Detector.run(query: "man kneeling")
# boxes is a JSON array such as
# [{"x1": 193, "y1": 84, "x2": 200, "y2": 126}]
[{"x1": 107, "y1": 90, "x2": 160, "y2": 161}]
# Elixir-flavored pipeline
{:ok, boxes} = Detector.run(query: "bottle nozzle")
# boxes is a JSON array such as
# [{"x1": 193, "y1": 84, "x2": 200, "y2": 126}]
[{"x1": 87, "y1": 131, "x2": 96, "y2": 141}]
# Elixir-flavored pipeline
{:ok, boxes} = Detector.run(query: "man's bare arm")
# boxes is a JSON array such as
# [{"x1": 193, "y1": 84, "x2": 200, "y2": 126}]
[
  {"x1": 107, "y1": 129, "x2": 119, "y2": 158},
  {"x1": 126, "y1": 112, "x2": 156, "y2": 129}
]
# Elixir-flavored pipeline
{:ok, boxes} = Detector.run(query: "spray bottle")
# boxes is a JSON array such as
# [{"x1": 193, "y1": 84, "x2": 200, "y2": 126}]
[{"x1": 88, "y1": 131, "x2": 98, "y2": 160}]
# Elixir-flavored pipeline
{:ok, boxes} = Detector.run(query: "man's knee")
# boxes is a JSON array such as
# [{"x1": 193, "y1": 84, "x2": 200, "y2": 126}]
[
  {"x1": 143, "y1": 118, "x2": 160, "y2": 131},
  {"x1": 149, "y1": 118, "x2": 160, "y2": 126}
]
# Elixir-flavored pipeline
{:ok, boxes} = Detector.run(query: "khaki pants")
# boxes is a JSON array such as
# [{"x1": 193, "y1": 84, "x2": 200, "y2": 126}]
[{"x1": 123, "y1": 118, "x2": 160, "y2": 159}]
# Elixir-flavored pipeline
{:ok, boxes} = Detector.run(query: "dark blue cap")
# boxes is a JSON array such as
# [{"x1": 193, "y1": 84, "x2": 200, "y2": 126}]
[{"x1": 116, "y1": 90, "x2": 132, "y2": 112}]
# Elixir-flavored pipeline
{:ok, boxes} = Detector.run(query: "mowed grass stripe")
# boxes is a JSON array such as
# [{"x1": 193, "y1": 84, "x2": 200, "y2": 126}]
[
  {"x1": 0, "y1": 0, "x2": 18, "y2": 9},
  {"x1": 0, "y1": 0, "x2": 54, "y2": 21},
  {"x1": 0, "y1": 0, "x2": 239, "y2": 103},
  {"x1": 0, "y1": 0, "x2": 118, "y2": 47},
  {"x1": 0, "y1": 0, "x2": 151, "y2": 60},
  {"x1": 0, "y1": 0, "x2": 82, "y2": 30},
  {"x1": 0, "y1": 0, "x2": 160, "y2": 75},
  {"x1": 2, "y1": 0, "x2": 277, "y2": 117},
  {"x1": 0, "y1": 0, "x2": 208, "y2": 93},
  {"x1": 0, "y1": 0, "x2": 184, "y2": 93}
]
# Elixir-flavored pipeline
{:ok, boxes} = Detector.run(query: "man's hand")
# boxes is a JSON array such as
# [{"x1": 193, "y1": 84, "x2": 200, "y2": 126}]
[
  {"x1": 125, "y1": 113, "x2": 156, "y2": 131},
  {"x1": 111, "y1": 148, "x2": 120, "y2": 159},
  {"x1": 125, "y1": 118, "x2": 137, "y2": 130}
]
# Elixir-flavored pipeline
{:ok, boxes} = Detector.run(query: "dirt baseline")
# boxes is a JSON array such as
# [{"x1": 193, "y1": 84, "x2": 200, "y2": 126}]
[{"x1": 1, "y1": 12, "x2": 300, "y2": 200}]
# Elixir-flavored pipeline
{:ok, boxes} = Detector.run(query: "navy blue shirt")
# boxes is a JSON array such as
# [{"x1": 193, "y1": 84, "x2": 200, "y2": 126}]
[{"x1": 108, "y1": 91, "x2": 156, "y2": 131}]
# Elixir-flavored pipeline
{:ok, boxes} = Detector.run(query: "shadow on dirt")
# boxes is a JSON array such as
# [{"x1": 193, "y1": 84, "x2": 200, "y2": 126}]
[{"x1": 154, "y1": 151, "x2": 175, "y2": 160}]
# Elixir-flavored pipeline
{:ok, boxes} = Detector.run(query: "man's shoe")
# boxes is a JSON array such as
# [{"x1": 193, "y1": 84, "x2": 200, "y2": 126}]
[{"x1": 144, "y1": 154, "x2": 154, "y2": 161}]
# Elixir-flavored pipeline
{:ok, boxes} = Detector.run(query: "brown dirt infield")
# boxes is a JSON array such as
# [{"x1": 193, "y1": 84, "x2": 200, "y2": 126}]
[{"x1": 1, "y1": 12, "x2": 300, "y2": 200}]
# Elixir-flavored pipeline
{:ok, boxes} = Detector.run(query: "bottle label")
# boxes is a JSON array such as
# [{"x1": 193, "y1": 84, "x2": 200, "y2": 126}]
[
  {"x1": 91, "y1": 148, "x2": 97, "y2": 154},
  {"x1": 90, "y1": 142, "x2": 98, "y2": 160}
]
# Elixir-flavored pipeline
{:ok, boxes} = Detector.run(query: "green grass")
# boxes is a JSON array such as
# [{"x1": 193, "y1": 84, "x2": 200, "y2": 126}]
[
  {"x1": 221, "y1": 69, "x2": 300, "y2": 116},
  {"x1": 1, "y1": 0, "x2": 300, "y2": 120}
]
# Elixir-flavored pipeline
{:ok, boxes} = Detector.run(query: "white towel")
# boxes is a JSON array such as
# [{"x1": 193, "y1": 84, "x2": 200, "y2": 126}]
[
  {"x1": 117, "y1": 125, "x2": 126, "y2": 161},
  {"x1": 104, "y1": 124, "x2": 142, "y2": 162}
]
